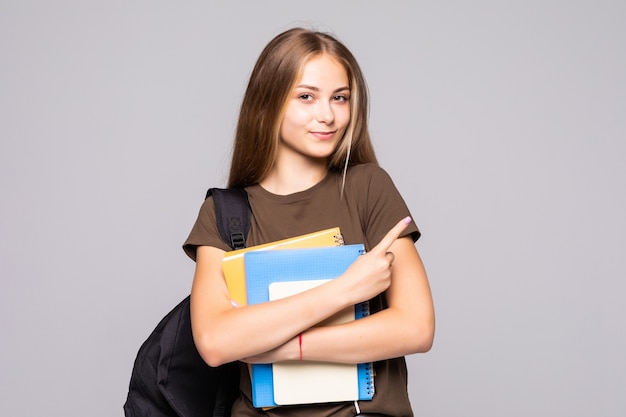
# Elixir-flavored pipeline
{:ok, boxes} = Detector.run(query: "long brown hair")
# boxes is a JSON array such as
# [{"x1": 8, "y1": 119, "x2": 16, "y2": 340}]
[{"x1": 228, "y1": 28, "x2": 378, "y2": 189}]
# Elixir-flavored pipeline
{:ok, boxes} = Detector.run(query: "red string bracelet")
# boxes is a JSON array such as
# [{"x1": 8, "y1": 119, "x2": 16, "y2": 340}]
[{"x1": 298, "y1": 333, "x2": 303, "y2": 361}]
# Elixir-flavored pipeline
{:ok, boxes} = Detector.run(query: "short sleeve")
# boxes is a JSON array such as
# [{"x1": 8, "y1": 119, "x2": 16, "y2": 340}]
[
  {"x1": 182, "y1": 196, "x2": 232, "y2": 261},
  {"x1": 348, "y1": 164, "x2": 420, "y2": 250}
]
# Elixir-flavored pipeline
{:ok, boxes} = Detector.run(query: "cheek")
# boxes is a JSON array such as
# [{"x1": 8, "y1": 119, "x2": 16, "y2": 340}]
[
  {"x1": 279, "y1": 113, "x2": 304, "y2": 142},
  {"x1": 282, "y1": 107, "x2": 310, "y2": 130},
  {"x1": 337, "y1": 107, "x2": 351, "y2": 127}
]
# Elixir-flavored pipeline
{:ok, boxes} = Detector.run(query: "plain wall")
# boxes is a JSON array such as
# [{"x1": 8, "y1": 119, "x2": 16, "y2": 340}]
[{"x1": 1, "y1": 1, "x2": 625, "y2": 416}]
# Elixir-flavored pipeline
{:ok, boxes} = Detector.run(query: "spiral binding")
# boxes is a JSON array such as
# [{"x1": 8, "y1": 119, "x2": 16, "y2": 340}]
[
  {"x1": 364, "y1": 362, "x2": 375, "y2": 396},
  {"x1": 356, "y1": 300, "x2": 375, "y2": 397},
  {"x1": 355, "y1": 301, "x2": 370, "y2": 318},
  {"x1": 334, "y1": 233, "x2": 345, "y2": 246}
]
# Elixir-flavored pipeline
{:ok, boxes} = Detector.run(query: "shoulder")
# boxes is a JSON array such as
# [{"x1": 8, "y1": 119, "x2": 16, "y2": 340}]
[
  {"x1": 345, "y1": 162, "x2": 390, "y2": 181},
  {"x1": 344, "y1": 163, "x2": 398, "y2": 197},
  {"x1": 344, "y1": 163, "x2": 419, "y2": 245},
  {"x1": 183, "y1": 195, "x2": 232, "y2": 260}
]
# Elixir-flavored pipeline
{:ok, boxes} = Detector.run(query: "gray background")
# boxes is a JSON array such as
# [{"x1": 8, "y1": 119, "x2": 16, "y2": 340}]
[{"x1": 1, "y1": 1, "x2": 625, "y2": 416}]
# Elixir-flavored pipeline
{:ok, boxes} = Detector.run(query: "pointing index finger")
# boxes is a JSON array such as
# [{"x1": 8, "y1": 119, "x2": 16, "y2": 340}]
[{"x1": 372, "y1": 216, "x2": 412, "y2": 254}]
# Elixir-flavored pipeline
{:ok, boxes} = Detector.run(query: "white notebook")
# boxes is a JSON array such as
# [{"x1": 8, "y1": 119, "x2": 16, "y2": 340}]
[{"x1": 268, "y1": 279, "x2": 359, "y2": 405}]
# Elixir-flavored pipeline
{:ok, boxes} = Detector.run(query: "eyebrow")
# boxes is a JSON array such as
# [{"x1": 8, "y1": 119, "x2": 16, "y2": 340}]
[{"x1": 296, "y1": 84, "x2": 350, "y2": 92}]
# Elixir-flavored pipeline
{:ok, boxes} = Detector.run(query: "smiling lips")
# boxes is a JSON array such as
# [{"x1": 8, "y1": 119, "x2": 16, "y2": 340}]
[{"x1": 310, "y1": 130, "x2": 336, "y2": 140}]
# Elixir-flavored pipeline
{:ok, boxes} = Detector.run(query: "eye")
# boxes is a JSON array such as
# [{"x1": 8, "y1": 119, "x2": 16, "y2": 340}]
[
  {"x1": 333, "y1": 94, "x2": 350, "y2": 103},
  {"x1": 298, "y1": 93, "x2": 314, "y2": 101}
]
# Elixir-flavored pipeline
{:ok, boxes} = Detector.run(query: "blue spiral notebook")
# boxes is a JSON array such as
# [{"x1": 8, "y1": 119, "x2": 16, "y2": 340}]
[{"x1": 244, "y1": 244, "x2": 375, "y2": 407}]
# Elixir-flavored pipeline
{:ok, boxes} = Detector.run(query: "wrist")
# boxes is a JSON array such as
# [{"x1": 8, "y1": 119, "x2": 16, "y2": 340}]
[{"x1": 286, "y1": 333, "x2": 303, "y2": 361}]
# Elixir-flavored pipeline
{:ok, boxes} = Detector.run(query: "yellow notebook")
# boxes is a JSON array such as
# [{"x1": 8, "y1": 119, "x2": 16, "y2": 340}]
[{"x1": 222, "y1": 227, "x2": 343, "y2": 306}]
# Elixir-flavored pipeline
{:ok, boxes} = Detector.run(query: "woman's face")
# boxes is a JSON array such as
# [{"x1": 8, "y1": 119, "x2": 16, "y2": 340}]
[{"x1": 278, "y1": 54, "x2": 351, "y2": 165}]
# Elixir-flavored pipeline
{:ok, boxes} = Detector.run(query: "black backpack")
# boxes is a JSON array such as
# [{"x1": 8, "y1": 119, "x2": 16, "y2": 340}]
[{"x1": 124, "y1": 188, "x2": 251, "y2": 417}]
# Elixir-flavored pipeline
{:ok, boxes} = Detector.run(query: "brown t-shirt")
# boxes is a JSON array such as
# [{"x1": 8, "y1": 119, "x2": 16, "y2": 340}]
[{"x1": 184, "y1": 163, "x2": 420, "y2": 417}]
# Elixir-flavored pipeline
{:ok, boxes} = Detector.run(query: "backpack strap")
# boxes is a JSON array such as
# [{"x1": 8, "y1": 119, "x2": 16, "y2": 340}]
[
  {"x1": 207, "y1": 188, "x2": 251, "y2": 250},
  {"x1": 206, "y1": 187, "x2": 251, "y2": 417}
]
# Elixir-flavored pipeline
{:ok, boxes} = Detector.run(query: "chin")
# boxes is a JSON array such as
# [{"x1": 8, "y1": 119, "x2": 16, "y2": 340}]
[{"x1": 309, "y1": 151, "x2": 334, "y2": 161}]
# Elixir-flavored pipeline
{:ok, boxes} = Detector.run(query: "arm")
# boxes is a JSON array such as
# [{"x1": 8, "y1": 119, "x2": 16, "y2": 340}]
[
  {"x1": 243, "y1": 226, "x2": 435, "y2": 364},
  {"x1": 302, "y1": 236, "x2": 435, "y2": 362},
  {"x1": 190, "y1": 221, "x2": 408, "y2": 366},
  {"x1": 191, "y1": 246, "x2": 346, "y2": 366}
]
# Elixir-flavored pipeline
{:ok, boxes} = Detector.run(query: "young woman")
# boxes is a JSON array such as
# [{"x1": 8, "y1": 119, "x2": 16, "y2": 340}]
[{"x1": 183, "y1": 28, "x2": 435, "y2": 417}]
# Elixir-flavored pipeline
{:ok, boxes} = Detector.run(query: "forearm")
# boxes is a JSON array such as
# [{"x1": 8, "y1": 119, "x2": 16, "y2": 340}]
[
  {"x1": 192, "y1": 254, "x2": 359, "y2": 366},
  {"x1": 243, "y1": 302, "x2": 434, "y2": 365},
  {"x1": 248, "y1": 238, "x2": 436, "y2": 365},
  {"x1": 302, "y1": 305, "x2": 434, "y2": 363}
]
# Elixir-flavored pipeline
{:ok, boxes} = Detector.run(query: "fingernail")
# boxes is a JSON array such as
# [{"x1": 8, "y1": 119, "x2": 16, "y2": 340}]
[{"x1": 403, "y1": 216, "x2": 412, "y2": 224}]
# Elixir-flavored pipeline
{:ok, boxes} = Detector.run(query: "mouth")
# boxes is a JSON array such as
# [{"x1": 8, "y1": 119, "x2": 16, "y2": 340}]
[{"x1": 310, "y1": 131, "x2": 337, "y2": 140}]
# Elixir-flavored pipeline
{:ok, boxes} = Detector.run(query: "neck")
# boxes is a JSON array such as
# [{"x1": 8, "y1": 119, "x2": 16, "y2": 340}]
[{"x1": 260, "y1": 156, "x2": 328, "y2": 195}]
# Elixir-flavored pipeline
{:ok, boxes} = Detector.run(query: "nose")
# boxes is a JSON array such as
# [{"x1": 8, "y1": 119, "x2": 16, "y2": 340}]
[{"x1": 315, "y1": 100, "x2": 335, "y2": 124}]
